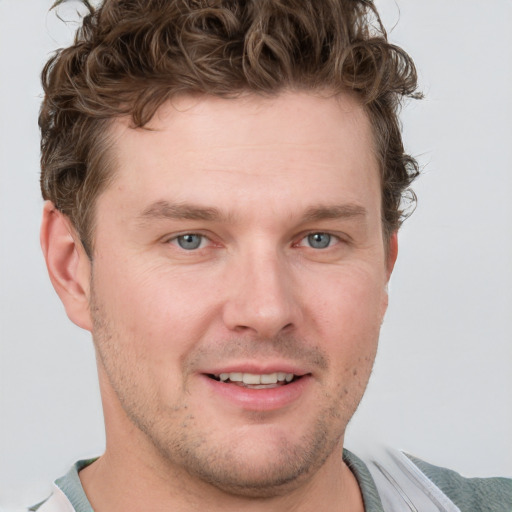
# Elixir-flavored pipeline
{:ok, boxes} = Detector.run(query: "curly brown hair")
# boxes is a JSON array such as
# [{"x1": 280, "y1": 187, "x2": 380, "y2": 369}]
[{"x1": 40, "y1": 0, "x2": 421, "y2": 256}]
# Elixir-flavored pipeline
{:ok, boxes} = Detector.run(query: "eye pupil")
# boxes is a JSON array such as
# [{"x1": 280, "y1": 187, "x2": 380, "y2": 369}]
[
  {"x1": 308, "y1": 233, "x2": 331, "y2": 249},
  {"x1": 177, "y1": 234, "x2": 202, "y2": 250}
]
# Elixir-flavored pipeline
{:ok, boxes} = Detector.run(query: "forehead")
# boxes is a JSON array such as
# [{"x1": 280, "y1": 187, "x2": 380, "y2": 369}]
[{"x1": 104, "y1": 91, "x2": 380, "y2": 221}]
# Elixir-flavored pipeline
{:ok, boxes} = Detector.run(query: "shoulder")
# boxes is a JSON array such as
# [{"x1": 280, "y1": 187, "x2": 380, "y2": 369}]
[
  {"x1": 28, "y1": 458, "x2": 97, "y2": 512},
  {"x1": 27, "y1": 485, "x2": 76, "y2": 512},
  {"x1": 407, "y1": 454, "x2": 512, "y2": 512},
  {"x1": 346, "y1": 447, "x2": 512, "y2": 512}
]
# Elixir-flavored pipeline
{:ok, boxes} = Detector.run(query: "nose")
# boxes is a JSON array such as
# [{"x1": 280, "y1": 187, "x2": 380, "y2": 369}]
[{"x1": 221, "y1": 249, "x2": 301, "y2": 338}]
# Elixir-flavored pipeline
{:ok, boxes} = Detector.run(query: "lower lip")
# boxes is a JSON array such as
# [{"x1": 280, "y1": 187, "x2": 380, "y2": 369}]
[{"x1": 201, "y1": 375, "x2": 312, "y2": 411}]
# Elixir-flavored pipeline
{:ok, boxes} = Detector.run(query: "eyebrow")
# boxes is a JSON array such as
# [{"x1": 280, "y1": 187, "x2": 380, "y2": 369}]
[
  {"x1": 138, "y1": 200, "x2": 367, "y2": 224},
  {"x1": 138, "y1": 201, "x2": 226, "y2": 222},
  {"x1": 300, "y1": 204, "x2": 368, "y2": 223}
]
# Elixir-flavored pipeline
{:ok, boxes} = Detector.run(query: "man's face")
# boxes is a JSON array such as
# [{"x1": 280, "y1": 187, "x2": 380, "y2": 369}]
[{"x1": 87, "y1": 92, "x2": 393, "y2": 496}]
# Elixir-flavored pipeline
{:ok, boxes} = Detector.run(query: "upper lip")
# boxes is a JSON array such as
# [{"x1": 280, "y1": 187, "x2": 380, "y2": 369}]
[{"x1": 200, "y1": 362, "x2": 311, "y2": 377}]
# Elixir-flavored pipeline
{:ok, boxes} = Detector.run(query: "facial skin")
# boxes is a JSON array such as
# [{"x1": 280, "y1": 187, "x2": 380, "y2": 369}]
[{"x1": 42, "y1": 91, "x2": 397, "y2": 511}]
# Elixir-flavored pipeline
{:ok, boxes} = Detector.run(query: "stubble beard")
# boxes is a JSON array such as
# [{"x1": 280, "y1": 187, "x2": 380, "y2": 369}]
[{"x1": 89, "y1": 286, "x2": 375, "y2": 499}]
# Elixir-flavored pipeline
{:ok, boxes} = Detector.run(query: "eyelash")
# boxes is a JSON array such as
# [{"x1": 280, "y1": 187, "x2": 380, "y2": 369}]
[
  {"x1": 166, "y1": 232, "x2": 343, "y2": 251},
  {"x1": 168, "y1": 233, "x2": 211, "y2": 251},
  {"x1": 295, "y1": 232, "x2": 341, "y2": 250}
]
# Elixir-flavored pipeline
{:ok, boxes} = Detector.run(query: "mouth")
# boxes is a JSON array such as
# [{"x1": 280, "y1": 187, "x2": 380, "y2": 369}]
[{"x1": 207, "y1": 372, "x2": 304, "y2": 389}]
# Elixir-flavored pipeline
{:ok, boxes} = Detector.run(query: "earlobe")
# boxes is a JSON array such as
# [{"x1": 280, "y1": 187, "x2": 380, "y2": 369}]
[
  {"x1": 386, "y1": 232, "x2": 398, "y2": 281},
  {"x1": 40, "y1": 201, "x2": 93, "y2": 331}
]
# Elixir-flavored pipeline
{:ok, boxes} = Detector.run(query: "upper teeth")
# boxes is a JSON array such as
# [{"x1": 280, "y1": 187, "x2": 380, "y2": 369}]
[{"x1": 217, "y1": 372, "x2": 295, "y2": 384}]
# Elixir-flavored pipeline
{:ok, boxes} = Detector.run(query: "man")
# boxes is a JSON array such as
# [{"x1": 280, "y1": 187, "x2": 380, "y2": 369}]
[{"x1": 29, "y1": 0, "x2": 511, "y2": 510}]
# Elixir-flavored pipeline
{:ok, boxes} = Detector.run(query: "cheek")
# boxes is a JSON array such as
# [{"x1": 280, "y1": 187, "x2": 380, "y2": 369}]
[
  {"x1": 307, "y1": 267, "x2": 386, "y2": 357},
  {"x1": 91, "y1": 260, "x2": 222, "y2": 356}
]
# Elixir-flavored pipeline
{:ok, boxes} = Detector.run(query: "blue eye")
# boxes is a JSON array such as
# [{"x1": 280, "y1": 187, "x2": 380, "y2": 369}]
[
  {"x1": 176, "y1": 234, "x2": 204, "y2": 250},
  {"x1": 307, "y1": 233, "x2": 332, "y2": 249}
]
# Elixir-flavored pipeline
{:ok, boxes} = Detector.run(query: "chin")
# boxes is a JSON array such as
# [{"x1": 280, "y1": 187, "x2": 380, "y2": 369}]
[
  {"x1": 155, "y1": 418, "x2": 340, "y2": 498},
  {"x1": 185, "y1": 447, "x2": 318, "y2": 498}
]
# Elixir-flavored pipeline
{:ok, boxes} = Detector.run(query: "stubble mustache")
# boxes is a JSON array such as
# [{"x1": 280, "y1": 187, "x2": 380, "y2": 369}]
[{"x1": 184, "y1": 332, "x2": 330, "y2": 374}]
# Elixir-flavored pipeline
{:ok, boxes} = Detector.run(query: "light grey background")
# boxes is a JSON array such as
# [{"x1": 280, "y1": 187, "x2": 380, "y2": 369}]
[{"x1": 1, "y1": 0, "x2": 511, "y2": 509}]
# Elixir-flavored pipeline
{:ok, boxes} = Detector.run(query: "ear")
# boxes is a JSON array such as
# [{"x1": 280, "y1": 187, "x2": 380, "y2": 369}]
[
  {"x1": 379, "y1": 232, "x2": 398, "y2": 321},
  {"x1": 40, "y1": 201, "x2": 93, "y2": 331},
  {"x1": 385, "y1": 231, "x2": 398, "y2": 282}
]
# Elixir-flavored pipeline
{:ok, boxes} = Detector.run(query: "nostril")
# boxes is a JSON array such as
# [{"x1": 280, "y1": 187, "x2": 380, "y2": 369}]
[{"x1": 233, "y1": 325, "x2": 251, "y2": 332}]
